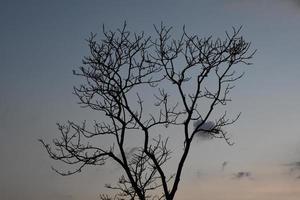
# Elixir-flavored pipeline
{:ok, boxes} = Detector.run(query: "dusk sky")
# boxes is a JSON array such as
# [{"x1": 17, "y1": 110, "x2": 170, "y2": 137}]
[{"x1": 1, "y1": 0, "x2": 300, "y2": 199}]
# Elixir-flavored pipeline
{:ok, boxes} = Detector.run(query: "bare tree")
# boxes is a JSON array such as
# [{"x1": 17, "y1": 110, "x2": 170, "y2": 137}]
[{"x1": 40, "y1": 22, "x2": 255, "y2": 200}]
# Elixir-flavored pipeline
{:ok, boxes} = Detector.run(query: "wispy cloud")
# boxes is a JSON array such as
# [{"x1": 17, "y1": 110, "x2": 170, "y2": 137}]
[
  {"x1": 285, "y1": 161, "x2": 300, "y2": 179},
  {"x1": 193, "y1": 120, "x2": 216, "y2": 140},
  {"x1": 233, "y1": 171, "x2": 253, "y2": 180},
  {"x1": 288, "y1": 162, "x2": 300, "y2": 168}
]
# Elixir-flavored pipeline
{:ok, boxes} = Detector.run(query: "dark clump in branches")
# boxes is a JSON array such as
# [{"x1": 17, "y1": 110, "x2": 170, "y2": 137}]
[{"x1": 40, "y1": 22, "x2": 255, "y2": 200}]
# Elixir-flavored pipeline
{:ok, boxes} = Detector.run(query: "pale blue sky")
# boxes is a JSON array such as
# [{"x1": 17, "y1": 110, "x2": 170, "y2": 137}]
[{"x1": 1, "y1": 0, "x2": 300, "y2": 199}]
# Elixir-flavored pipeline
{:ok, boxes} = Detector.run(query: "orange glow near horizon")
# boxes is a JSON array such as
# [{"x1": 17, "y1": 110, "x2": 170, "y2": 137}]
[{"x1": 175, "y1": 165, "x2": 300, "y2": 200}]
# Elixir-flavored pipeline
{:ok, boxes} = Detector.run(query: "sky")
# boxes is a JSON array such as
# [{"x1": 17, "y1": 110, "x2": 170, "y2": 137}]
[{"x1": 1, "y1": 0, "x2": 300, "y2": 199}]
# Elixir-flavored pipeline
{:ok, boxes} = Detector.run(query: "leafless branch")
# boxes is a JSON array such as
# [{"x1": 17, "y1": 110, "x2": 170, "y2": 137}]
[{"x1": 40, "y1": 22, "x2": 255, "y2": 200}]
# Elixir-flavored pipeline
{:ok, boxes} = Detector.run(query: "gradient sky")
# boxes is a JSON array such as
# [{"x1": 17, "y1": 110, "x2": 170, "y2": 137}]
[{"x1": 1, "y1": 0, "x2": 300, "y2": 199}]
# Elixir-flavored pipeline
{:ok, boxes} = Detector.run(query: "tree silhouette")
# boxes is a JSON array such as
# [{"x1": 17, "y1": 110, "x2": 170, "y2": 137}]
[{"x1": 40, "y1": 23, "x2": 255, "y2": 200}]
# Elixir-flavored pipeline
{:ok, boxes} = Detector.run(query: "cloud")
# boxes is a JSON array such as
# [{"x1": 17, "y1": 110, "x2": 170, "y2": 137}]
[
  {"x1": 285, "y1": 161, "x2": 300, "y2": 173},
  {"x1": 233, "y1": 171, "x2": 252, "y2": 180},
  {"x1": 193, "y1": 120, "x2": 218, "y2": 140},
  {"x1": 288, "y1": 162, "x2": 300, "y2": 168},
  {"x1": 285, "y1": 162, "x2": 300, "y2": 179}
]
